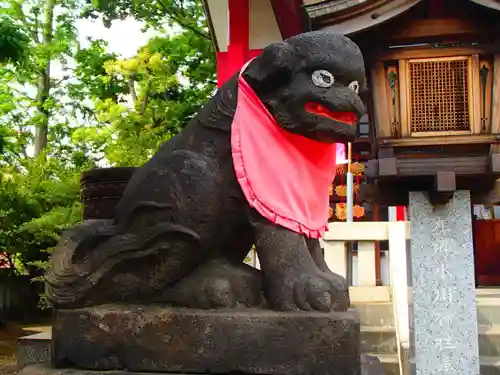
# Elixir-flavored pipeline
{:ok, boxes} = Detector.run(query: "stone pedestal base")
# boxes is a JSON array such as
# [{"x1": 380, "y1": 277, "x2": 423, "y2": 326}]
[
  {"x1": 20, "y1": 356, "x2": 383, "y2": 375},
  {"x1": 18, "y1": 365, "x2": 157, "y2": 375},
  {"x1": 51, "y1": 305, "x2": 360, "y2": 375}
]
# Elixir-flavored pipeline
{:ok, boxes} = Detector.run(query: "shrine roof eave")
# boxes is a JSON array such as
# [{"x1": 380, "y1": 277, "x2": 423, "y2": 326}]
[
  {"x1": 469, "y1": 0, "x2": 500, "y2": 11},
  {"x1": 201, "y1": 0, "x2": 220, "y2": 52},
  {"x1": 304, "y1": 0, "x2": 500, "y2": 35},
  {"x1": 201, "y1": 0, "x2": 500, "y2": 53},
  {"x1": 304, "y1": 0, "x2": 423, "y2": 35}
]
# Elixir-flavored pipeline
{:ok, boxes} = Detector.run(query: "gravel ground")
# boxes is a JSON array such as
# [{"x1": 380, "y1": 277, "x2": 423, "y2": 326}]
[
  {"x1": 0, "y1": 363, "x2": 17, "y2": 374},
  {"x1": 0, "y1": 324, "x2": 50, "y2": 375}
]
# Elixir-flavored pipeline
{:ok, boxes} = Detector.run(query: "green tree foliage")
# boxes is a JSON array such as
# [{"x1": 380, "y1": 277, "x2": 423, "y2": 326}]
[
  {"x1": 0, "y1": 16, "x2": 30, "y2": 65},
  {"x1": 0, "y1": 0, "x2": 215, "y2": 310}
]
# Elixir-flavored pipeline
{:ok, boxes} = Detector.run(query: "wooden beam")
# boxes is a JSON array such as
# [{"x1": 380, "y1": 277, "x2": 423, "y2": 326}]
[
  {"x1": 435, "y1": 171, "x2": 456, "y2": 192},
  {"x1": 378, "y1": 147, "x2": 394, "y2": 158},
  {"x1": 367, "y1": 156, "x2": 492, "y2": 178},
  {"x1": 384, "y1": 18, "x2": 489, "y2": 41},
  {"x1": 397, "y1": 156, "x2": 489, "y2": 175},
  {"x1": 471, "y1": 54, "x2": 483, "y2": 135},
  {"x1": 370, "y1": 62, "x2": 392, "y2": 138},
  {"x1": 398, "y1": 60, "x2": 409, "y2": 137},
  {"x1": 491, "y1": 54, "x2": 500, "y2": 135},
  {"x1": 270, "y1": 0, "x2": 305, "y2": 39},
  {"x1": 378, "y1": 134, "x2": 500, "y2": 147},
  {"x1": 429, "y1": 171, "x2": 457, "y2": 205},
  {"x1": 378, "y1": 158, "x2": 398, "y2": 177},
  {"x1": 480, "y1": 57, "x2": 494, "y2": 133},
  {"x1": 361, "y1": 175, "x2": 500, "y2": 206},
  {"x1": 367, "y1": 43, "x2": 500, "y2": 62}
]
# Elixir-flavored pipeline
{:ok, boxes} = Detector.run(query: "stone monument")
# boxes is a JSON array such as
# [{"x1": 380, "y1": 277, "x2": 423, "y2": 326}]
[
  {"x1": 19, "y1": 31, "x2": 369, "y2": 375},
  {"x1": 409, "y1": 191, "x2": 480, "y2": 375}
]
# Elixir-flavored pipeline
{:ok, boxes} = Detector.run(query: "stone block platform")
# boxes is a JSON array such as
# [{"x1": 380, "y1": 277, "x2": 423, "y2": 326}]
[
  {"x1": 19, "y1": 357, "x2": 383, "y2": 375},
  {"x1": 18, "y1": 365, "x2": 167, "y2": 374},
  {"x1": 50, "y1": 305, "x2": 361, "y2": 375},
  {"x1": 17, "y1": 331, "x2": 52, "y2": 370}
]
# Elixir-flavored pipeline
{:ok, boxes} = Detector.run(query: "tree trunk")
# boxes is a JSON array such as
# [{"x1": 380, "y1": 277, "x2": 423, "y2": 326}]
[{"x1": 33, "y1": 0, "x2": 56, "y2": 156}]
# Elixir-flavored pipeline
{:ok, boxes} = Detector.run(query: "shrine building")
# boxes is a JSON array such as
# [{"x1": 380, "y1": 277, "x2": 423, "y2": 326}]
[{"x1": 202, "y1": 0, "x2": 500, "y2": 289}]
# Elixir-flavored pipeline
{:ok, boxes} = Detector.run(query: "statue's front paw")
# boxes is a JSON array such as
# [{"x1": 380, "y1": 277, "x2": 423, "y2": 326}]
[
  {"x1": 266, "y1": 268, "x2": 349, "y2": 312},
  {"x1": 319, "y1": 270, "x2": 350, "y2": 311}
]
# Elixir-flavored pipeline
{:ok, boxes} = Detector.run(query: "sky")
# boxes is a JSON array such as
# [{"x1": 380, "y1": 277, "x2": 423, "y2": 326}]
[
  {"x1": 22, "y1": 18, "x2": 160, "y2": 157},
  {"x1": 74, "y1": 17, "x2": 161, "y2": 58}
]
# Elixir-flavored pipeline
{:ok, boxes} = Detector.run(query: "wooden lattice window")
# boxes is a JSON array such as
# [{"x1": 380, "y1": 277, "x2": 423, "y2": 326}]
[{"x1": 408, "y1": 57, "x2": 472, "y2": 135}]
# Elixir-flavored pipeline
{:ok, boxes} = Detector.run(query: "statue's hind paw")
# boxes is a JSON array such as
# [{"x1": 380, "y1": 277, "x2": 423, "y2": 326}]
[{"x1": 161, "y1": 259, "x2": 264, "y2": 309}]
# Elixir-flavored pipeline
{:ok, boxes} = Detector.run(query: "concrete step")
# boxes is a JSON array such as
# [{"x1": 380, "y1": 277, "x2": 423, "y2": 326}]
[
  {"x1": 360, "y1": 326, "x2": 397, "y2": 354},
  {"x1": 361, "y1": 325, "x2": 500, "y2": 358},
  {"x1": 372, "y1": 354, "x2": 500, "y2": 375},
  {"x1": 364, "y1": 353, "x2": 399, "y2": 375},
  {"x1": 479, "y1": 326, "x2": 500, "y2": 357},
  {"x1": 481, "y1": 356, "x2": 500, "y2": 375},
  {"x1": 355, "y1": 299, "x2": 500, "y2": 328},
  {"x1": 477, "y1": 298, "x2": 500, "y2": 327},
  {"x1": 352, "y1": 302, "x2": 394, "y2": 327}
]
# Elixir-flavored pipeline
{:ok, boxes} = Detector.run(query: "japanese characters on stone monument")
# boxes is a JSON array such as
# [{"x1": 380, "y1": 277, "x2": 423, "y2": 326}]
[{"x1": 409, "y1": 191, "x2": 480, "y2": 375}]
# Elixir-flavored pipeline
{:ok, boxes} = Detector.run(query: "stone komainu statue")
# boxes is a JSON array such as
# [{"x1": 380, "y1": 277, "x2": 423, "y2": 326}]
[{"x1": 45, "y1": 31, "x2": 366, "y2": 312}]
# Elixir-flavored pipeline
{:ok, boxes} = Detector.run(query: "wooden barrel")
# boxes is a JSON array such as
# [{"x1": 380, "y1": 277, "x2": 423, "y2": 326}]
[{"x1": 80, "y1": 167, "x2": 138, "y2": 220}]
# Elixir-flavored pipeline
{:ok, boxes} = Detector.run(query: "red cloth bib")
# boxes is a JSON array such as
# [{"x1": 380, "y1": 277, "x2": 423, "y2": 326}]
[{"x1": 231, "y1": 67, "x2": 343, "y2": 238}]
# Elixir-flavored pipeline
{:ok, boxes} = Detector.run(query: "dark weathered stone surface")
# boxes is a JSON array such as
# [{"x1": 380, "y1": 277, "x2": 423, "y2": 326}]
[
  {"x1": 18, "y1": 364, "x2": 179, "y2": 374},
  {"x1": 45, "y1": 31, "x2": 365, "y2": 312},
  {"x1": 17, "y1": 331, "x2": 52, "y2": 371},
  {"x1": 21, "y1": 360, "x2": 379, "y2": 375},
  {"x1": 52, "y1": 305, "x2": 361, "y2": 375}
]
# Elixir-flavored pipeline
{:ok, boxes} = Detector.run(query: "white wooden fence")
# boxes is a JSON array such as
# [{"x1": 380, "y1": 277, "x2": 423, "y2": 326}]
[
  {"x1": 322, "y1": 221, "x2": 411, "y2": 349},
  {"x1": 245, "y1": 221, "x2": 412, "y2": 348}
]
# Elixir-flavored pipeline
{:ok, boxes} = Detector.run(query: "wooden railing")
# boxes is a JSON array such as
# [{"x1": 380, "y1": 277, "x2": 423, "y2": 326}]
[
  {"x1": 321, "y1": 221, "x2": 411, "y2": 348},
  {"x1": 245, "y1": 221, "x2": 412, "y2": 348}
]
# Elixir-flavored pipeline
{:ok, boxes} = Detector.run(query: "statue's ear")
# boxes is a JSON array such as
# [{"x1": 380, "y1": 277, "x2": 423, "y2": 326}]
[{"x1": 242, "y1": 41, "x2": 301, "y2": 93}]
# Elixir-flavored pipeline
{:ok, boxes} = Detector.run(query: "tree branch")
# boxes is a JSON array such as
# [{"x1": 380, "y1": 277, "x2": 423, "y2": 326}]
[
  {"x1": 11, "y1": 1, "x2": 39, "y2": 43},
  {"x1": 140, "y1": 80, "x2": 152, "y2": 115},
  {"x1": 128, "y1": 73, "x2": 138, "y2": 104},
  {"x1": 157, "y1": 2, "x2": 210, "y2": 40}
]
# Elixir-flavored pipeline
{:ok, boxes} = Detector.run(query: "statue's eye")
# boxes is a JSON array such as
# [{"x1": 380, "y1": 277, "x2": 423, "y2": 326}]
[
  {"x1": 312, "y1": 70, "x2": 335, "y2": 88},
  {"x1": 349, "y1": 81, "x2": 360, "y2": 94}
]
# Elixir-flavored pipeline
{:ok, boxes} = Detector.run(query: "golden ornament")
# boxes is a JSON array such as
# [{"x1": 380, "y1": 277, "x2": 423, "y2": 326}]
[
  {"x1": 335, "y1": 203, "x2": 346, "y2": 221},
  {"x1": 353, "y1": 204, "x2": 365, "y2": 218}
]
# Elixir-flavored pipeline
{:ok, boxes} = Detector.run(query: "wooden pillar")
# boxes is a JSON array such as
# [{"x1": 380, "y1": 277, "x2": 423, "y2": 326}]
[
  {"x1": 216, "y1": 0, "x2": 250, "y2": 87},
  {"x1": 373, "y1": 204, "x2": 382, "y2": 285},
  {"x1": 396, "y1": 206, "x2": 406, "y2": 221},
  {"x1": 228, "y1": 0, "x2": 249, "y2": 72}
]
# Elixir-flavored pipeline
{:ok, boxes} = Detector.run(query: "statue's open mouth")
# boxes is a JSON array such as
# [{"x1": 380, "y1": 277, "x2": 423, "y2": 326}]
[{"x1": 305, "y1": 102, "x2": 358, "y2": 126}]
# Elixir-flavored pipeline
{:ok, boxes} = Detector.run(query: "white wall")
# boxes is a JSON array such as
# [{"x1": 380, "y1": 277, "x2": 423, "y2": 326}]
[
  {"x1": 205, "y1": 0, "x2": 281, "y2": 52},
  {"x1": 249, "y1": 0, "x2": 283, "y2": 49},
  {"x1": 206, "y1": 0, "x2": 229, "y2": 51}
]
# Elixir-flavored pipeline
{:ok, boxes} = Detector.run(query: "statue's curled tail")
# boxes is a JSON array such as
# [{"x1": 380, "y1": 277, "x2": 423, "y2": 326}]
[{"x1": 45, "y1": 215, "x2": 200, "y2": 308}]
